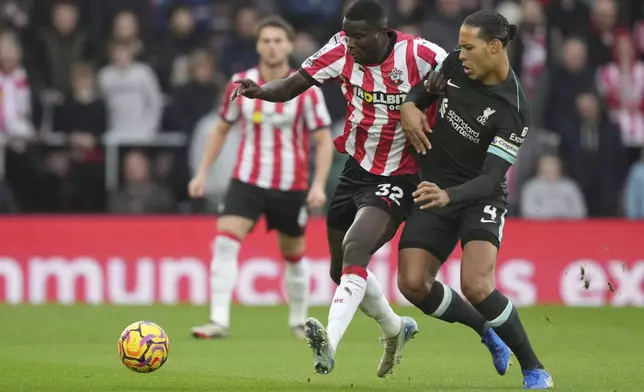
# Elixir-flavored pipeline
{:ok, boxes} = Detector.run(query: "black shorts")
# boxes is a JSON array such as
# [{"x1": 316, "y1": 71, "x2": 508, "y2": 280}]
[
  {"x1": 220, "y1": 180, "x2": 307, "y2": 237},
  {"x1": 326, "y1": 157, "x2": 419, "y2": 232},
  {"x1": 399, "y1": 197, "x2": 508, "y2": 263}
]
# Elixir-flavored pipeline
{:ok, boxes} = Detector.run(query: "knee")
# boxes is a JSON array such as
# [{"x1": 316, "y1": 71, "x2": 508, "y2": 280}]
[
  {"x1": 341, "y1": 235, "x2": 371, "y2": 266},
  {"x1": 461, "y1": 277, "x2": 494, "y2": 304},
  {"x1": 398, "y1": 272, "x2": 434, "y2": 304}
]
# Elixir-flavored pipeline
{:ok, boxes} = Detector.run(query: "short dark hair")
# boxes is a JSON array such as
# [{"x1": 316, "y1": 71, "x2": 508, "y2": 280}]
[
  {"x1": 345, "y1": 0, "x2": 386, "y2": 25},
  {"x1": 463, "y1": 10, "x2": 517, "y2": 47},
  {"x1": 256, "y1": 16, "x2": 295, "y2": 42}
]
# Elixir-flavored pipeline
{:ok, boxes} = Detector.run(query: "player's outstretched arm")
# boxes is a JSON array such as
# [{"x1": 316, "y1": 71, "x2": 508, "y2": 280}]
[{"x1": 232, "y1": 72, "x2": 314, "y2": 103}]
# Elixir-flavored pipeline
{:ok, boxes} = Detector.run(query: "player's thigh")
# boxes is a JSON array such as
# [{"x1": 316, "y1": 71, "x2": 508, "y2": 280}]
[
  {"x1": 326, "y1": 179, "x2": 358, "y2": 232},
  {"x1": 218, "y1": 180, "x2": 264, "y2": 239},
  {"x1": 265, "y1": 189, "x2": 308, "y2": 238},
  {"x1": 343, "y1": 206, "x2": 397, "y2": 259},
  {"x1": 398, "y1": 206, "x2": 460, "y2": 289},
  {"x1": 354, "y1": 177, "x2": 417, "y2": 233},
  {"x1": 458, "y1": 200, "x2": 507, "y2": 300}
]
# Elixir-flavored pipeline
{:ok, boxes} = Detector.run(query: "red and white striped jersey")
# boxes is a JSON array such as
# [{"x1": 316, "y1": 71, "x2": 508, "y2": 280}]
[
  {"x1": 0, "y1": 67, "x2": 31, "y2": 135},
  {"x1": 300, "y1": 30, "x2": 447, "y2": 176},
  {"x1": 597, "y1": 61, "x2": 644, "y2": 147},
  {"x1": 219, "y1": 67, "x2": 331, "y2": 191}
]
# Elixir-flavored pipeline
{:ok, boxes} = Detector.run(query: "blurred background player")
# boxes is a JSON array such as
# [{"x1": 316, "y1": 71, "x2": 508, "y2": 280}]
[
  {"x1": 400, "y1": 10, "x2": 552, "y2": 389},
  {"x1": 232, "y1": 0, "x2": 446, "y2": 377},
  {"x1": 189, "y1": 16, "x2": 333, "y2": 339}
]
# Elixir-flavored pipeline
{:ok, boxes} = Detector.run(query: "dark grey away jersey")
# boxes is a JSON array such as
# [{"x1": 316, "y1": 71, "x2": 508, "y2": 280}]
[{"x1": 417, "y1": 50, "x2": 531, "y2": 200}]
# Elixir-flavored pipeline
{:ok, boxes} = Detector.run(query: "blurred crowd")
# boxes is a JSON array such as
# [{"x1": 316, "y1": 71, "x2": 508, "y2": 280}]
[{"x1": 0, "y1": 0, "x2": 643, "y2": 219}]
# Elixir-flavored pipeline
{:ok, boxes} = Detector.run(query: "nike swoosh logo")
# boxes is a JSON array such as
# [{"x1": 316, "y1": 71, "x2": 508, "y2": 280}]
[
  {"x1": 447, "y1": 79, "x2": 460, "y2": 88},
  {"x1": 480, "y1": 218, "x2": 496, "y2": 223}
]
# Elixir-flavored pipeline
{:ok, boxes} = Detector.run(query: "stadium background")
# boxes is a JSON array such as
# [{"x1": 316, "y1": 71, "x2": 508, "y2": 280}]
[
  {"x1": 0, "y1": 0, "x2": 642, "y2": 308},
  {"x1": 1, "y1": 1, "x2": 644, "y2": 391}
]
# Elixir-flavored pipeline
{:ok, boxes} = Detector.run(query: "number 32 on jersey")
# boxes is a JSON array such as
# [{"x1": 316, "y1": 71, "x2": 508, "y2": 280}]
[{"x1": 375, "y1": 183, "x2": 403, "y2": 206}]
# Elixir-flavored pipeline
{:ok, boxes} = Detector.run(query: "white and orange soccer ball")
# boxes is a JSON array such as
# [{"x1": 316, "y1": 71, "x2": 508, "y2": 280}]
[{"x1": 118, "y1": 321, "x2": 170, "y2": 373}]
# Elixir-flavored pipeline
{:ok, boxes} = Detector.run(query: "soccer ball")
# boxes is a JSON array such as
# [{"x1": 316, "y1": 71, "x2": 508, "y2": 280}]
[{"x1": 118, "y1": 321, "x2": 169, "y2": 373}]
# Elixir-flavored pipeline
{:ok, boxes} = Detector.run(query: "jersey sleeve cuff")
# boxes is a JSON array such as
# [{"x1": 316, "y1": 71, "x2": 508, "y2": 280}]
[
  {"x1": 298, "y1": 68, "x2": 322, "y2": 87},
  {"x1": 219, "y1": 117, "x2": 236, "y2": 125}
]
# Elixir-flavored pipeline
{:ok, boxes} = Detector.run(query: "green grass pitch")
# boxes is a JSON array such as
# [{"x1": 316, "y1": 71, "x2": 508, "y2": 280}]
[{"x1": 1, "y1": 305, "x2": 642, "y2": 391}]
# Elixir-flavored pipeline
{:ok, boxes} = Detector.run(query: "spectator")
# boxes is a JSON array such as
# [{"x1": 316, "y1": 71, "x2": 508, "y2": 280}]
[
  {"x1": 151, "y1": 4, "x2": 204, "y2": 91},
  {"x1": 53, "y1": 62, "x2": 106, "y2": 212},
  {"x1": 511, "y1": 0, "x2": 548, "y2": 94},
  {"x1": 78, "y1": 0, "x2": 150, "y2": 58},
  {"x1": 0, "y1": 33, "x2": 32, "y2": 138},
  {"x1": 521, "y1": 154, "x2": 587, "y2": 219},
  {"x1": 99, "y1": 40, "x2": 162, "y2": 142},
  {"x1": 164, "y1": 49, "x2": 221, "y2": 135},
  {"x1": 1, "y1": 33, "x2": 40, "y2": 211},
  {"x1": 508, "y1": 129, "x2": 561, "y2": 215},
  {"x1": 35, "y1": 0, "x2": 91, "y2": 96},
  {"x1": 109, "y1": 150, "x2": 174, "y2": 214},
  {"x1": 546, "y1": 37, "x2": 595, "y2": 132},
  {"x1": 511, "y1": 0, "x2": 549, "y2": 127},
  {"x1": 219, "y1": 6, "x2": 260, "y2": 77},
  {"x1": 597, "y1": 29, "x2": 644, "y2": 167},
  {"x1": 391, "y1": 0, "x2": 426, "y2": 26},
  {"x1": 555, "y1": 91, "x2": 626, "y2": 216},
  {"x1": 278, "y1": 0, "x2": 343, "y2": 42},
  {"x1": 625, "y1": 149, "x2": 644, "y2": 219},
  {"x1": 55, "y1": 62, "x2": 106, "y2": 145},
  {"x1": 150, "y1": 0, "x2": 214, "y2": 36},
  {"x1": 587, "y1": 0, "x2": 620, "y2": 67},
  {"x1": 546, "y1": 0, "x2": 591, "y2": 48},
  {"x1": 421, "y1": 0, "x2": 465, "y2": 52},
  {"x1": 111, "y1": 10, "x2": 145, "y2": 60},
  {"x1": 0, "y1": 0, "x2": 31, "y2": 34}
]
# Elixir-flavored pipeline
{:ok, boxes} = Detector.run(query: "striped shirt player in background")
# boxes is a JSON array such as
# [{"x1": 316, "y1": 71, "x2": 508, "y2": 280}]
[
  {"x1": 189, "y1": 17, "x2": 334, "y2": 340},
  {"x1": 232, "y1": 0, "x2": 446, "y2": 377}
]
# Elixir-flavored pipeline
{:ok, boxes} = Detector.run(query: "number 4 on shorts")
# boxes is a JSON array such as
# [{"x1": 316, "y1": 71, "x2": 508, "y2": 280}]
[
  {"x1": 375, "y1": 183, "x2": 403, "y2": 206},
  {"x1": 481, "y1": 205, "x2": 497, "y2": 223}
]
